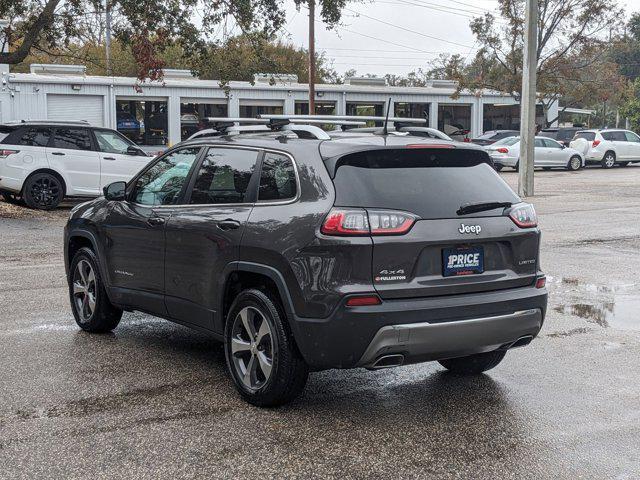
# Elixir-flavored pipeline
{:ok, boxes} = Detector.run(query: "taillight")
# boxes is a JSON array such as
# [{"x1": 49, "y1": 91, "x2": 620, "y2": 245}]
[
  {"x1": 509, "y1": 203, "x2": 537, "y2": 228},
  {"x1": 368, "y1": 210, "x2": 417, "y2": 235},
  {"x1": 321, "y1": 208, "x2": 417, "y2": 236},
  {"x1": 0, "y1": 149, "x2": 19, "y2": 158},
  {"x1": 535, "y1": 276, "x2": 546, "y2": 289},
  {"x1": 592, "y1": 140, "x2": 601, "y2": 147},
  {"x1": 346, "y1": 294, "x2": 382, "y2": 307},
  {"x1": 321, "y1": 208, "x2": 370, "y2": 236},
  {"x1": 497, "y1": 148, "x2": 509, "y2": 153}
]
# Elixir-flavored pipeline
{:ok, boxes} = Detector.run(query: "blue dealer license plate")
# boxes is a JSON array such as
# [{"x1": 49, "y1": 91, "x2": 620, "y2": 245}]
[{"x1": 443, "y1": 247, "x2": 484, "y2": 277}]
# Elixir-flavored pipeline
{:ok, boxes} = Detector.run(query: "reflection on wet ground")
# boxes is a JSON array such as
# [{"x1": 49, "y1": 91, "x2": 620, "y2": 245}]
[{"x1": 549, "y1": 276, "x2": 640, "y2": 331}]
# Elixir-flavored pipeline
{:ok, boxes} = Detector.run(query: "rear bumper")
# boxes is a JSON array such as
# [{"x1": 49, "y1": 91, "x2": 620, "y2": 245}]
[
  {"x1": 290, "y1": 284, "x2": 547, "y2": 370},
  {"x1": 357, "y1": 308, "x2": 541, "y2": 368}
]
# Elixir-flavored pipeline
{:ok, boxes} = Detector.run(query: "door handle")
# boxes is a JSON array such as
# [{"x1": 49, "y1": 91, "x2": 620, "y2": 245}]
[
  {"x1": 103, "y1": 156, "x2": 116, "y2": 161},
  {"x1": 147, "y1": 216, "x2": 166, "y2": 226},
  {"x1": 51, "y1": 152, "x2": 65, "y2": 156},
  {"x1": 216, "y1": 219, "x2": 241, "y2": 231}
]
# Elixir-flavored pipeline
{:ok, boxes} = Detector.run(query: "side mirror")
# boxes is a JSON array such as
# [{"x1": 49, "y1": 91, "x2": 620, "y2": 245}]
[
  {"x1": 103, "y1": 181, "x2": 127, "y2": 201},
  {"x1": 561, "y1": 144, "x2": 566, "y2": 149},
  {"x1": 127, "y1": 145, "x2": 145, "y2": 156}
]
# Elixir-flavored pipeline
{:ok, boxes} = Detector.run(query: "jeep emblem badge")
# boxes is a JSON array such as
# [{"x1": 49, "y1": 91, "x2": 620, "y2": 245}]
[{"x1": 459, "y1": 223, "x2": 481, "y2": 235}]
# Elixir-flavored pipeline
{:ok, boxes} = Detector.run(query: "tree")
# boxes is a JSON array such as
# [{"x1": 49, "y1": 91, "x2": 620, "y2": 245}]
[
  {"x1": 619, "y1": 78, "x2": 640, "y2": 130},
  {"x1": 1, "y1": 0, "x2": 286, "y2": 81},
  {"x1": 447, "y1": 0, "x2": 626, "y2": 126},
  {"x1": 611, "y1": 13, "x2": 640, "y2": 81}
]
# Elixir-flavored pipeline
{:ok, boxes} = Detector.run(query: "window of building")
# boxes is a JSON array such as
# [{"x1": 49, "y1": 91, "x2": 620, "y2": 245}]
[
  {"x1": 294, "y1": 101, "x2": 336, "y2": 115},
  {"x1": 394, "y1": 103, "x2": 429, "y2": 119},
  {"x1": 116, "y1": 99, "x2": 168, "y2": 147},
  {"x1": 239, "y1": 105, "x2": 284, "y2": 118},
  {"x1": 180, "y1": 102, "x2": 228, "y2": 140}
]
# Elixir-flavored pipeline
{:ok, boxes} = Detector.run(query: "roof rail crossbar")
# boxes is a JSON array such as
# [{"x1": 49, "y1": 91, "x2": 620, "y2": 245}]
[
  {"x1": 195, "y1": 117, "x2": 333, "y2": 140},
  {"x1": 259, "y1": 114, "x2": 428, "y2": 125},
  {"x1": 19, "y1": 119, "x2": 90, "y2": 125}
]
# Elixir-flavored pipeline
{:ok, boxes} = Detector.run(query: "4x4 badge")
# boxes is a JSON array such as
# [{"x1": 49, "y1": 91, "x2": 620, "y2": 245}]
[{"x1": 459, "y1": 223, "x2": 482, "y2": 235}]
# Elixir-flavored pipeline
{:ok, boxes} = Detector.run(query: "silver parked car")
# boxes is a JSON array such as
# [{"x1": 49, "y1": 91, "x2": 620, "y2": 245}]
[{"x1": 486, "y1": 136, "x2": 584, "y2": 171}]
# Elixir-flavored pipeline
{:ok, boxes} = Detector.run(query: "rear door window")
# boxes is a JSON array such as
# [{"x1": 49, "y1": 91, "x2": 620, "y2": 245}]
[
  {"x1": 17, "y1": 127, "x2": 52, "y2": 147},
  {"x1": 51, "y1": 128, "x2": 93, "y2": 150},
  {"x1": 188, "y1": 147, "x2": 259, "y2": 205},
  {"x1": 333, "y1": 149, "x2": 519, "y2": 219}
]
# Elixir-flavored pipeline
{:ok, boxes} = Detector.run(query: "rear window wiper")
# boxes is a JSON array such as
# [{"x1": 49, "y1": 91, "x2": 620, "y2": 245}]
[{"x1": 457, "y1": 201, "x2": 512, "y2": 216}]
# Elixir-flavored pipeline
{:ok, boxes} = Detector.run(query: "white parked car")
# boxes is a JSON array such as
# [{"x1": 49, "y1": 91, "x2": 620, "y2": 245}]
[
  {"x1": 0, "y1": 121, "x2": 150, "y2": 209},
  {"x1": 569, "y1": 129, "x2": 640, "y2": 168},
  {"x1": 486, "y1": 136, "x2": 584, "y2": 171}
]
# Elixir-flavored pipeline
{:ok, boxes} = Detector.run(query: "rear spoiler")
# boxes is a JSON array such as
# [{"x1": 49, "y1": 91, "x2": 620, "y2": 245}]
[{"x1": 323, "y1": 146, "x2": 494, "y2": 178}]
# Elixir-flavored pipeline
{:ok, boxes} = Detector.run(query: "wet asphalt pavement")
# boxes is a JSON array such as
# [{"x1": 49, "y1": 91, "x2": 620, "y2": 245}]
[{"x1": 1, "y1": 168, "x2": 639, "y2": 479}]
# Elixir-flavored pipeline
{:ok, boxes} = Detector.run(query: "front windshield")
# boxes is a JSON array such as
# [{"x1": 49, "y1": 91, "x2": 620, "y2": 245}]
[{"x1": 493, "y1": 137, "x2": 520, "y2": 146}]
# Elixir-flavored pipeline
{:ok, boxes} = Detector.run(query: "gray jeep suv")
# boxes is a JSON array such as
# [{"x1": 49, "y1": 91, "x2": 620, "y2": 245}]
[{"x1": 64, "y1": 123, "x2": 547, "y2": 406}]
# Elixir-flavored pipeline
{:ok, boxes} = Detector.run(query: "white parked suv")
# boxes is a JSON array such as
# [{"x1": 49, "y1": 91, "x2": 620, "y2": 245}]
[
  {"x1": 569, "y1": 129, "x2": 640, "y2": 168},
  {"x1": 0, "y1": 120, "x2": 150, "y2": 209}
]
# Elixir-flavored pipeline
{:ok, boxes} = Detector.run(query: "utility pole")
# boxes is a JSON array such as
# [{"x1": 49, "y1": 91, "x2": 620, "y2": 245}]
[
  {"x1": 105, "y1": 0, "x2": 112, "y2": 75},
  {"x1": 308, "y1": 0, "x2": 316, "y2": 115},
  {"x1": 518, "y1": 0, "x2": 537, "y2": 198}
]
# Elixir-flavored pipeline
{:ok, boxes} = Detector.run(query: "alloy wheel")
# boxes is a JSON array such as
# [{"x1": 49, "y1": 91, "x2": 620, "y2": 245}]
[
  {"x1": 30, "y1": 176, "x2": 61, "y2": 208},
  {"x1": 570, "y1": 157, "x2": 581, "y2": 171},
  {"x1": 604, "y1": 154, "x2": 615, "y2": 168},
  {"x1": 72, "y1": 260, "x2": 96, "y2": 322},
  {"x1": 230, "y1": 306, "x2": 274, "y2": 391}
]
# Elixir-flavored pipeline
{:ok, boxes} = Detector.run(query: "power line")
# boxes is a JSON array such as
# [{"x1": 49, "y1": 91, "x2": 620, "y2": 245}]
[
  {"x1": 318, "y1": 47, "x2": 468, "y2": 54},
  {"x1": 343, "y1": 8, "x2": 476, "y2": 48}
]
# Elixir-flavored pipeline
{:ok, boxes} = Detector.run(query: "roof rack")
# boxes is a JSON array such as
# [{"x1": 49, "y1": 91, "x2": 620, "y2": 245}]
[
  {"x1": 191, "y1": 117, "x2": 368, "y2": 141},
  {"x1": 18, "y1": 119, "x2": 91, "y2": 126},
  {"x1": 258, "y1": 114, "x2": 428, "y2": 128}
]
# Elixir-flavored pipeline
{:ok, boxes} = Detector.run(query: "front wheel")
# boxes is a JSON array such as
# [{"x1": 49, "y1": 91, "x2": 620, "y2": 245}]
[
  {"x1": 601, "y1": 152, "x2": 616, "y2": 169},
  {"x1": 69, "y1": 247, "x2": 122, "y2": 333},
  {"x1": 567, "y1": 155, "x2": 582, "y2": 171},
  {"x1": 438, "y1": 350, "x2": 506, "y2": 374},
  {"x1": 224, "y1": 289, "x2": 308, "y2": 407}
]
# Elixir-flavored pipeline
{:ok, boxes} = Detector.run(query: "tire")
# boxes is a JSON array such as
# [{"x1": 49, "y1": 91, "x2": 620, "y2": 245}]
[
  {"x1": 494, "y1": 164, "x2": 503, "y2": 172},
  {"x1": 601, "y1": 151, "x2": 616, "y2": 169},
  {"x1": 224, "y1": 289, "x2": 308, "y2": 407},
  {"x1": 438, "y1": 350, "x2": 506, "y2": 375},
  {"x1": 542, "y1": 167, "x2": 552, "y2": 171},
  {"x1": 23, "y1": 172, "x2": 65, "y2": 210},
  {"x1": 69, "y1": 247, "x2": 122, "y2": 333},
  {"x1": 514, "y1": 162, "x2": 519, "y2": 171},
  {"x1": 567, "y1": 155, "x2": 582, "y2": 171}
]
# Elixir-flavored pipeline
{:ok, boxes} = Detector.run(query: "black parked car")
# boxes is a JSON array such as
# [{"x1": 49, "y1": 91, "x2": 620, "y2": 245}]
[
  {"x1": 64, "y1": 122, "x2": 548, "y2": 407},
  {"x1": 539, "y1": 127, "x2": 584, "y2": 147},
  {"x1": 471, "y1": 130, "x2": 520, "y2": 146}
]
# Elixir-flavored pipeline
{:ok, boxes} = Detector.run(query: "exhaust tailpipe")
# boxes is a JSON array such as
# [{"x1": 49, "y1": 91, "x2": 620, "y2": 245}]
[{"x1": 370, "y1": 354, "x2": 405, "y2": 370}]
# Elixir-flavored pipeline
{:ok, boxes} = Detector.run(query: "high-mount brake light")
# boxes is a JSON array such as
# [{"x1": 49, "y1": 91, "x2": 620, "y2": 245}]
[
  {"x1": 509, "y1": 204, "x2": 538, "y2": 228},
  {"x1": 406, "y1": 144, "x2": 455, "y2": 149},
  {"x1": 321, "y1": 208, "x2": 417, "y2": 236},
  {"x1": 592, "y1": 140, "x2": 601, "y2": 147},
  {"x1": 0, "y1": 149, "x2": 19, "y2": 158}
]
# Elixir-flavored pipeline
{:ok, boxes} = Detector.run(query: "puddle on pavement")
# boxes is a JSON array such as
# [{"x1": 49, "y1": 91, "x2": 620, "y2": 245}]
[{"x1": 549, "y1": 276, "x2": 640, "y2": 331}]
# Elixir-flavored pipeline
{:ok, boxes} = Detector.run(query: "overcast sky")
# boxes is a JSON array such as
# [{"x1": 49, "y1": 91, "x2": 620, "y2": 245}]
[{"x1": 278, "y1": 0, "x2": 637, "y2": 77}]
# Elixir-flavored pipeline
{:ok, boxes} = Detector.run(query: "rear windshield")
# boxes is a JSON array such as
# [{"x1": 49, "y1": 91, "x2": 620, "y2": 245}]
[
  {"x1": 574, "y1": 132, "x2": 596, "y2": 141},
  {"x1": 493, "y1": 137, "x2": 519, "y2": 146},
  {"x1": 333, "y1": 149, "x2": 520, "y2": 219},
  {"x1": 539, "y1": 130, "x2": 557, "y2": 139}
]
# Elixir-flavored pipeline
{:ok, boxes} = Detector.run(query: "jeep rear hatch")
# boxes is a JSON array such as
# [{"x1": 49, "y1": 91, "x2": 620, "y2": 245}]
[{"x1": 327, "y1": 147, "x2": 540, "y2": 299}]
